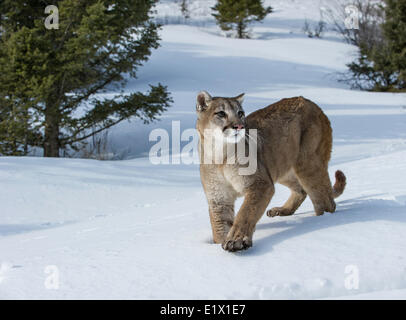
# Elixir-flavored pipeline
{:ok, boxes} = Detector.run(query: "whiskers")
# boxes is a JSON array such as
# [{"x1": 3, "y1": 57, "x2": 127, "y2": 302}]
[{"x1": 245, "y1": 131, "x2": 258, "y2": 146}]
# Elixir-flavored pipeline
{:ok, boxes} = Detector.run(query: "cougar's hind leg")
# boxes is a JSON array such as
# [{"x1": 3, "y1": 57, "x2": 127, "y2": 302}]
[
  {"x1": 267, "y1": 170, "x2": 307, "y2": 218},
  {"x1": 293, "y1": 118, "x2": 336, "y2": 216},
  {"x1": 295, "y1": 158, "x2": 336, "y2": 216}
]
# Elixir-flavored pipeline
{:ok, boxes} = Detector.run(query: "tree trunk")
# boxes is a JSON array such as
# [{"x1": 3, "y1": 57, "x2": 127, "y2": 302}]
[
  {"x1": 43, "y1": 112, "x2": 60, "y2": 157},
  {"x1": 237, "y1": 21, "x2": 244, "y2": 39}
]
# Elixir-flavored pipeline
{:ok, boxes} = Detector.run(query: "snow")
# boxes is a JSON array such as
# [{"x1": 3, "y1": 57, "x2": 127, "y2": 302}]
[{"x1": 1, "y1": 0, "x2": 406, "y2": 299}]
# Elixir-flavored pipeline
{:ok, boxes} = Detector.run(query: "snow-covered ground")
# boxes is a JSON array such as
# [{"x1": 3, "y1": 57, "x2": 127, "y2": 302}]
[{"x1": 1, "y1": 0, "x2": 406, "y2": 299}]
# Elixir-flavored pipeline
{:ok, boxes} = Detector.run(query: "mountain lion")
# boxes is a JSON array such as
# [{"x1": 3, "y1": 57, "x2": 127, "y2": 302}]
[{"x1": 196, "y1": 91, "x2": 346, "y2": 252}]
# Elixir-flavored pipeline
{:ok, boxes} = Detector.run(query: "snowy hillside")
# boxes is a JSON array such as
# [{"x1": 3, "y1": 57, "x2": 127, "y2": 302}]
[{"x1": 1, "y1": 0, "x2": 406, "y2": 299}]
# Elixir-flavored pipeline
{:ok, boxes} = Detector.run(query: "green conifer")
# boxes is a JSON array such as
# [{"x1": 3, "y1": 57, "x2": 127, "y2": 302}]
[
  {"x1": 0, "y1": 0, "x2": 171, "y2": 157},
  {"x1": 212, "y1": 0, "x2": 272, "y2": 39}
]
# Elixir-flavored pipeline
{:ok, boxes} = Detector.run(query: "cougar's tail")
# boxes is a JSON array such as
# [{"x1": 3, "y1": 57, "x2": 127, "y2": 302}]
[{"x1": 333, "y1": 170, "x2": 346, "y2": 198}]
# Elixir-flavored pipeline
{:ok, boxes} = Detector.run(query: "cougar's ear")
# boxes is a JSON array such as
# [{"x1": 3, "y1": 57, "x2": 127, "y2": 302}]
[
  {"x1": 235, "y1": 93, "x2": 245, "y2": 105},
  {"x1": 196, "y1": 91, "x2": 212, "y2": 112}
]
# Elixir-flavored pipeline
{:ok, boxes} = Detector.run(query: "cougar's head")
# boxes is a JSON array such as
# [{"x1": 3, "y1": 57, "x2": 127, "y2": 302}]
[{"x1": 196, "y1": 91, "x2": 246, "y2": 144}]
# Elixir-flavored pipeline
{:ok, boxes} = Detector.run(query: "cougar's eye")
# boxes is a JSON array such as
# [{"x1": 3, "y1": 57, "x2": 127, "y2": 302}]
[
  {"x1": 238, "y1": 111, "x2": 245, "y2": 118},
  {"x1": 216, "y1": 111, "x2": 226, "y2": 118}
]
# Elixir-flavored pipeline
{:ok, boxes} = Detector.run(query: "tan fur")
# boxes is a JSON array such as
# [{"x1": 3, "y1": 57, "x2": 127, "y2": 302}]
[{"x1": 196, "y1": 93, "x2": 347, "y2": 252}]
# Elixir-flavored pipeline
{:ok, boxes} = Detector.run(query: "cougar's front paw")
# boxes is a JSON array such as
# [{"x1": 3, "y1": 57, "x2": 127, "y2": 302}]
[{"x1": 222, "y1": 227, "x2": 252, "y2": 252}]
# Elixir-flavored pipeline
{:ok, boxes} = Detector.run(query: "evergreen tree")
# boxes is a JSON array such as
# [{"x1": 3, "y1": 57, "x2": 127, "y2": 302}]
[
  {"x1": 179, "y1": 0, "x2": 190, "y2": 20},
  {"x1": 212, "y1": 0, "x2": 272, "y2": 39},
  {"x1": 347, "y1": 0, "x2": 406, "y2": 91},
  {"x1": 0, "y1": 0, "x2": 171, "y2": 157},
  {"x1": 0, "y1": 98, "x2": 41, "y2": 156},
  {"x1": 381, "y1": 0, "x2": 406, "y2": 89}
]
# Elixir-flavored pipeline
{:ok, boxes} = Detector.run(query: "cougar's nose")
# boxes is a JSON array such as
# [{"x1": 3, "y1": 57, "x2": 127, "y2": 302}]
[{"x1": 232, "y1": 124, "x2": 245, "y2": 131}]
